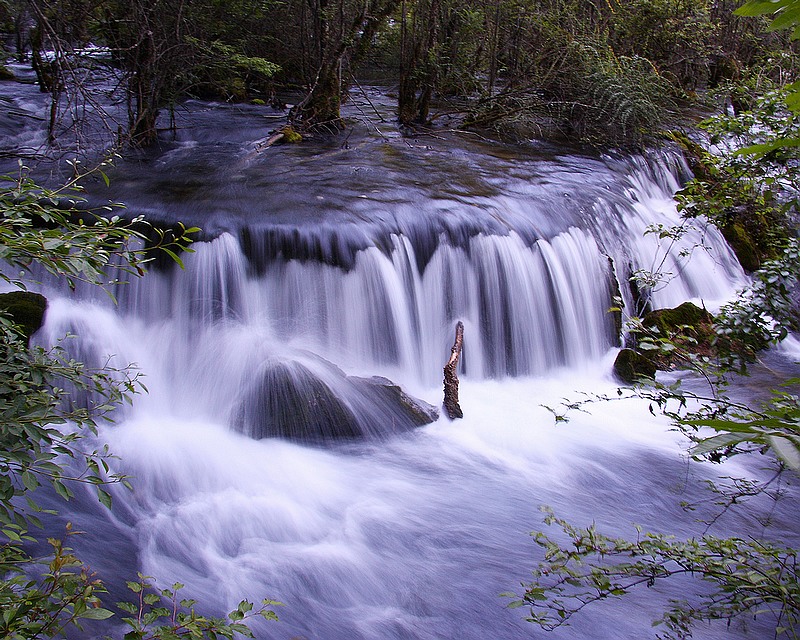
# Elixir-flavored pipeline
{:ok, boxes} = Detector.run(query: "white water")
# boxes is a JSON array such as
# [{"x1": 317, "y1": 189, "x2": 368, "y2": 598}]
[{"x1": 32, "y1": 152, "x2": 793, "y2": 639}]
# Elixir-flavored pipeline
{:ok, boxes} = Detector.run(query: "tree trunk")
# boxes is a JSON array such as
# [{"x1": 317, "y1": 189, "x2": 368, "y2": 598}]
[{"x1": 443, "y1": 321, "x2": 464, "y2": 419}]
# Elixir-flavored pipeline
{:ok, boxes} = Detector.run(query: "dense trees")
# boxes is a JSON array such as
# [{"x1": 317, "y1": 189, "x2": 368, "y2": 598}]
[{"x1": 4, "y1": 0, "x2": 798, "y2": 146}]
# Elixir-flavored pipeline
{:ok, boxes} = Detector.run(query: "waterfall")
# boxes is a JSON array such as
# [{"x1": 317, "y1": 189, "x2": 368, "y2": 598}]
[{"x1": 29, "y1": 149, "x2": 787, "y2": 640}]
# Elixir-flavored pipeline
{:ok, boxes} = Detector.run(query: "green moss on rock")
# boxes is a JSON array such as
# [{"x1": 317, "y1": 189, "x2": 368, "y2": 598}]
[
  {"x1": 643, "y1": 301, "x2": 713, "y2": 337},
  {"x1": 280, "y1": 126, "x2": 302, "y2": 143},
  {"x1": 722, "y1": 221, "x2": 761, "y2": 272},
  {"x1": 613, "y1": 348, "x2": 657, "y2": 383},
  {"x1": 639, "y1": 301, "x2": 718, "y2": 369},
  {"x1": 0, "y1": 65, "x2": 14, "y2": 81}
]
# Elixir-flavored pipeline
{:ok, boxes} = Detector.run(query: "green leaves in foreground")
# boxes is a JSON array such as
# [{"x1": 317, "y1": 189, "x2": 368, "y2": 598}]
[
  {"x1": 510, "y1": 507, "x2": 800, "y2": 640},
  {"x1": 686, "y1": 385, "x2": 800, "y2": 472},
  {"x1": 0, "y1": 529, "x2": 111, "y2": 639},
  {"x1": 113, "y1": 575, "x2": 281, "y2": 640}
]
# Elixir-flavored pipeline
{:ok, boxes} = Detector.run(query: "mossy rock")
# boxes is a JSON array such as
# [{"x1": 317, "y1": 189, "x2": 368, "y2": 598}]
[
  {"x1": 722, "y1": 221, "x2": 761, "y2": 272},
  {"x1": 613, "y1": 348, "x2": 657, "y2": 384},
  {"x1": 639, "y1": 302, "x2": 717, "y2": 369},
  {"x1": 280, "y1": 126, "x2": 302, "y2": 143},
  {"x1": 666, "y1": 130, "x2": 715, "y2": 182},
  {"x1": 643, "y1": 301, "x2": 713, "y2": 337},
  {"x1": 0, "y1": 291, "x2": 47, "y2": 342},
  {"x1": 251, "y1": 98, "x2": 266, "y2": 106},
  {"x1": 0, "y1": 65, "x2": 14, "y2": 81}
]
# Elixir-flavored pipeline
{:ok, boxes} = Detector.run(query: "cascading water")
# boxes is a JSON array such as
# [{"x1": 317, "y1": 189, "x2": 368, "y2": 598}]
[{"x1": 9, "y1": 87, "x2": 796, "y2": 639}]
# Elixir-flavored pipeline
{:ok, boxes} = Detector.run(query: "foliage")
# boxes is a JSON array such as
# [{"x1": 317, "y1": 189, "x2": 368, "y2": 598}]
[
  {"x1": 1, "y1": 527, "x2": 112, "y2": 639},
  {"x1": 0, "y1": 162, "x2": 199, "y2": 291},
  {"x1": 685, "y1": 384, "x2": 800, "y2": 472},
  {"x1": 0, "y1": 166, "x2": 280, "y2": 638},
  {"x1": 737, "y1": 0, "x2": 800, "y2": 136},
  {"x1": 675, "y1": 87, "x2": 799, "y2": 270},
  {"x1": 510, "y1": 507, "x2": 799, "y2": 640},
  {"x1": 113, "y1": 575, "x2": 280, "y2": 640}
]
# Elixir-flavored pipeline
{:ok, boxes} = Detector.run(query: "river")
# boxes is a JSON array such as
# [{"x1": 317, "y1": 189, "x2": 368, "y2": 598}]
[{"x1": 2, "y1": 72, "x2": 798, "y2": 639}]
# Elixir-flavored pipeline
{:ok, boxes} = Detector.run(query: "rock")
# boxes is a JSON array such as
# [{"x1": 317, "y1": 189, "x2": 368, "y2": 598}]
[
  {"x1": 280, "y1": 125, "x2": 302, "y2": 143},
  {"x1": 642, "y1": 301, "x2": 713, "y2": 337},
  {"x1": 235, "y1": 356, "x2": 438, "y2": 444},
  {"x1": 354, "y1": 376, "x2": 439, "y2": 426},
  {"x1": 236, "y1": 359, "x2": 361, "y2": 442},
  {"x1": 722, "y1": 221, "x2": 761, "y2": 272},
  {"x1": 0, "y1": 65, "x2": 15, "y2": 81},
  {"x1": 613, "y1": 348, "x2": 657, "y2": 384},
  {"x1": 633, "y1": 302, "x2": 717, "y2": 370},
  {"x1": 0, "y1": 291, "x2": 47, "y2": 343}
]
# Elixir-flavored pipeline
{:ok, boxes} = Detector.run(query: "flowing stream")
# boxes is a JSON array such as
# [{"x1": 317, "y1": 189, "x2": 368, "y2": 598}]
[{"x1": 4, "y1": 78, "x2": 799, "y2": 639}]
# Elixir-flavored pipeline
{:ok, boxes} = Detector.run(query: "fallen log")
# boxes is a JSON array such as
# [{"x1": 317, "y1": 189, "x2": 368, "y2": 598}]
[
  {"x1": 255, "y1": 131, "x2": 285, "y2": 150},
  {"x1": 443, "y1": 321, "x2": 464, "y2": 419}
]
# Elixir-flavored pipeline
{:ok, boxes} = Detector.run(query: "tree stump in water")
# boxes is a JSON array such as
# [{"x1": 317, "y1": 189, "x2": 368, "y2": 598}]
[{"x1": 443, "y1": 321, "x2": 464, "y2": 419}]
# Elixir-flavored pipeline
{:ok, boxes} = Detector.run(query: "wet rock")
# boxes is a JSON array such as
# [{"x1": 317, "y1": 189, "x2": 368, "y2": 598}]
[
  {"x1": 235, "y1": 356, "x2": 438, "y2": 444},
  {"x1": 613, "y1": 348, "x2": 657, "y2": 383},
  {"x1": 236, "y1": 359, "x2": 361, "y2": 442},
  {"x1": 0, "y1": 291, "x2": 47, "y2": 343},
  {"x1": 353, "y1": 376, "x2": 439, "y2": 426}
]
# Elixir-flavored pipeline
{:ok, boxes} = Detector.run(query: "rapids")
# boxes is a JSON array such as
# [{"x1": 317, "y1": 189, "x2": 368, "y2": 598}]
[{"x1": 3, "y1": 78, "x2": 798, "y2": 639}]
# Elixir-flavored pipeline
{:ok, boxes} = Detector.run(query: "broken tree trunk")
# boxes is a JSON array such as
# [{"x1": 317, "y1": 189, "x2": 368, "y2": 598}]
[{"x1": 443, "y1": 321, "x2": 464, "y2": 419}]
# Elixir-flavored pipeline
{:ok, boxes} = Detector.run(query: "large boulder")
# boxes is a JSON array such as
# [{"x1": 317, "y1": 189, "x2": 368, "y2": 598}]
[
  {"x1": 0, "y1": 291, "x2": 47, "y2": 343},
  {"x1": 234, "y1": 357, "x2": 438, "y2": 444},
  {"x1": 235, "y1": 359, "x2": 361, "y2": 442}
]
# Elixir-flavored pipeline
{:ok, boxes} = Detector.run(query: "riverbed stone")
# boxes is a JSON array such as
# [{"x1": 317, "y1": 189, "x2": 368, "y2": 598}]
[
  {"x1": 0, "y1": 291, "x2": 47, "y2": 343},
  {"x1": 235, "y1": 357, "x2": 438, "y2": 444},
  {"x1": 613, "y1": 348, "x2": 657, "y2": 383},
  {"x1": 353, "y1": 376, "x2": 439, "y2": 425}
]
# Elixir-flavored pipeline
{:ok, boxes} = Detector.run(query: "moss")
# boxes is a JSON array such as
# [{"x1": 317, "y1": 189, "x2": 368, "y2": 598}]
[
  {"x1": 251, "y1": 98, "x2": 266, "y2": 106},
  {"x1": 280, "y1": 126, "x2": 302, "y2": 143},
  {"x1": 639, "y1": 302, "x2": 717, "y2": 369},
  {"x1": 613, "y1": 348, "x2": 657, "y2": 383},
  {"x1": 0, "y1": 291, "x2": 47, "y2": 343},
  {"x1": 0, "y1": 65, "x2": 14, "y2": 81},
  {"x1": 643, "y1": 301, "x2": 713, "y2": 337},
  {"x1": 666, "y1": 130, "x2": 715, "y2": 181},
  {"x1": 722, "y1": 221, "x2": 762, "y2": 272}
]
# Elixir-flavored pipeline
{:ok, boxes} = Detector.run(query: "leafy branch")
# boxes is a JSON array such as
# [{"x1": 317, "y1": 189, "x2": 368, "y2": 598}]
[{"x1": 510, "y1": 507, "x2": 800, "y2": 640}]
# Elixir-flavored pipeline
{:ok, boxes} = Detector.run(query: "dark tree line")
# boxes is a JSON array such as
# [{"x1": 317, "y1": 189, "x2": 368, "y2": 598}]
[{"x1": 1, "y1": 0, "x2": 797, "y2": 146}]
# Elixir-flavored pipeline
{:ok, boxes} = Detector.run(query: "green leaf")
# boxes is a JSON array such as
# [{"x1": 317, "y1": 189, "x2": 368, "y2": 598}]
[
  {"x1": 52, "y1": 479, "x2": 72, "y2": 500},
  {"x1": 78, "y1": 607, "x2": 115, "y2": 620},
  {"x1": 767, "y1": 435, "x2": 800, "y2": 471},
  {"x1": 97, "y1": 488, "x2": 113, "y2": 510},
  {"x1": 690, "y1": 432, "x2": 752, "y2": 457}
]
